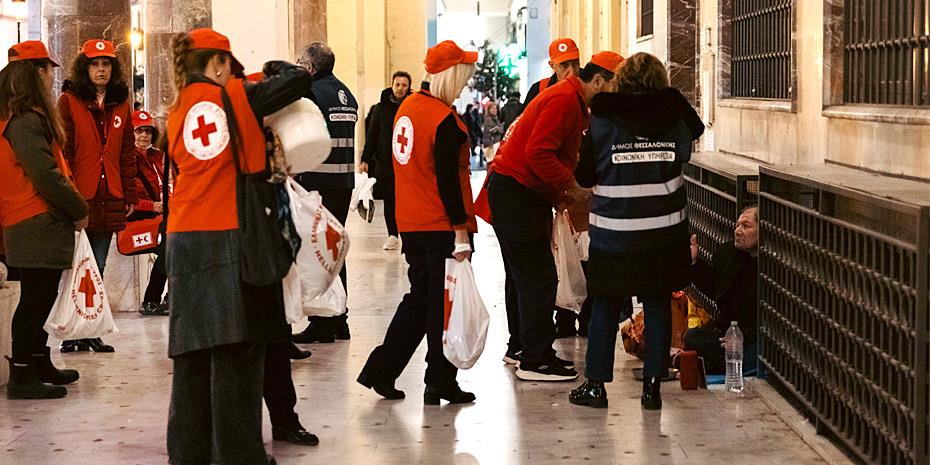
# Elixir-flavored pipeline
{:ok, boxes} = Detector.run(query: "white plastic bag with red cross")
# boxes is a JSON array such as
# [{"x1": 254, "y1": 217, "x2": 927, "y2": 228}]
[
  {"x1": 285, "y1": 177, "x2": 350, "y2": 311},
  {"x1": 44, "y1": 230, "x2": 119, "y2": 340},
  {"x1": 442, "y1": 259, "x2": 490, "y2": 369},
  {"x1": 552, "y1": 210, "x2": 587, "y2": 312}
]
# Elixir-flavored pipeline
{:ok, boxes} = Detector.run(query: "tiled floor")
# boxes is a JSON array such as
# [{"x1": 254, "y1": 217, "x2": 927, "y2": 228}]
[{"x1": 1, "y1": 179, "x2": 843, "y2": 465}]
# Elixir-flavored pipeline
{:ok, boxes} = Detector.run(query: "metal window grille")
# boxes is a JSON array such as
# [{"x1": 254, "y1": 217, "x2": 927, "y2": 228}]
[
  {"x1": 758, "y1": 165, "x2": 930, "y2": 465},
  {"x1": 844, "y1": 0, "x2": 930, "y2": 107},
  {"x1": 640, "y1": 0, "x2": 654, "y2": 37},
  {"x1": 731, "y1": 0, "x2": 793, "y2": 99}
]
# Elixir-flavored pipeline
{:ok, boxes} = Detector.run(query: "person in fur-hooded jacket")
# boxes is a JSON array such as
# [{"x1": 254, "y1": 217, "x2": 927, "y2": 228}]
[{"x1": 57, "y1": 39, "x2": 137, "y2": 354}]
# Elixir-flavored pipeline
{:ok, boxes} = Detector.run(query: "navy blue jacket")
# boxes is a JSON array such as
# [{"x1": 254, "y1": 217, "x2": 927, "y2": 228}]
[{"x1": 297, "y1": 72, "x2": 358, "y2": 190}]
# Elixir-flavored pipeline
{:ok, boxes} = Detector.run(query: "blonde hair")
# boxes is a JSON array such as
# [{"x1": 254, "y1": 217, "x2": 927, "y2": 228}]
[
  {"x1": 424, "y1": 63, "x2": 476, "y2": 106},
  {"x1": 617, "y1": 52, "x2": 669, "y2": 93}
]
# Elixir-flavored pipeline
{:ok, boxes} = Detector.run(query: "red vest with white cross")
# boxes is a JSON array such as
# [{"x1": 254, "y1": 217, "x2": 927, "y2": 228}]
[
  {"x1": 391, "y1": 90, "x2": 476, "y2": 233},
  {"x1": 166, "y1": 79, "x2": 266, "y2": 232}
]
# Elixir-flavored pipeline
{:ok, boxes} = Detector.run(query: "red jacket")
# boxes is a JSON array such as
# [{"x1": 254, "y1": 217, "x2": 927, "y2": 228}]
[
  {"x1": 491, "y1": 75, "x2": 588, "y2": 205},
  {"x1": 132, "y1": 146, "x2": 166, "y2": 212}
]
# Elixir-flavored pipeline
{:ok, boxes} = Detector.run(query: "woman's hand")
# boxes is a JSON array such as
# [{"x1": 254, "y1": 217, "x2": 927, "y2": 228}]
[
  {"x1": 153, "y1": 201, "x2": 164, "y2": 213},
  {"x1": 74, "y1": 216, "x2": 89, "y2": 231},
  {"x1": 690, "y1": 234, "x2": 698, "y2": 265},
  {"x1": 358, "y1": 162, "x2": 369, "y2": 173},
  {"x1": 453, "y1": 229, "x2": 472, "y2": 262}
]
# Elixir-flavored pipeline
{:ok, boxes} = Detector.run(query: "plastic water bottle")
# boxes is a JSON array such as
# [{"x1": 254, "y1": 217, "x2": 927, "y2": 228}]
[{"x1": 724, "y1": 321, "x2": 744, "y2": 393}]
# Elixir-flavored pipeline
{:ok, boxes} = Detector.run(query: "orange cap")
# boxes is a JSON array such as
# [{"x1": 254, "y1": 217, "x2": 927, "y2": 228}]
[
  {"x1": 8, "y1": 40, "x2": 59, "y2": 67},
  {"x1": 188, "y1": 28, "x2": 244, "y2": 74},
  {"x1": 589, "y1": 51, "x2": 625, "y2": 74},
  {"x1": 424, "y1": 40, "x2": 478, "y2": 74},
  {"x1": 81, "y1": 39, "x2": 117, "y2": 59},
  {"x1": 131, "y1": 110, "x2": 154, "y2": 129},
  {"x1": 548, "y1": 38, "x2": 580, "y2": 65}
]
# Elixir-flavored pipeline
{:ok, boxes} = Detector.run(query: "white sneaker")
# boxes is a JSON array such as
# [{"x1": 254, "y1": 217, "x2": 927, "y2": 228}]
[{"x1": 382, "y1": 236, "x2": 401, "y2": 250}]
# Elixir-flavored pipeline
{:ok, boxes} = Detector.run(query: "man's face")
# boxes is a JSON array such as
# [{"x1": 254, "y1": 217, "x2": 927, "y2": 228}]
[
  {"x1": 553, "y1": 59, "x2": 581, "y2": 81},
  {"x1": 88, "y1": 58, "x2": 112, "y2": 87},
  {"x1": 392, "y1": 77, "x2": 410, "y2": 100},
  {"x1": 734, "y1": 210, "x2": 759, "y2": 251}
]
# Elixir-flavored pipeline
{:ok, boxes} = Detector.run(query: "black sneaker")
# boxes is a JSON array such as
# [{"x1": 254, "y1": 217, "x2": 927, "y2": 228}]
[
  {"x1": 139, "y1": 302, "x2": 159, "y2": 316},
  {"x1": 502, "y1": 349, "x2": 522, "y2": 365},
  {"x1": 515, "y1": 358, "x2": 579, "y2": 382}
]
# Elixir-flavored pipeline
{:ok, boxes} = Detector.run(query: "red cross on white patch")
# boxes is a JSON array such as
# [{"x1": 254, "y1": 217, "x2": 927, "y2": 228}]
[
  {"x1": 183, "y1": 101, "x2": 230, "y2": 160},
  {"x1": 392, "y1": 116, "x2": 414, "y2": 165}
]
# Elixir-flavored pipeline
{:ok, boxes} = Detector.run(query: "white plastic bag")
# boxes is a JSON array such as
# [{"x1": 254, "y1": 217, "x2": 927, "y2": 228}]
[
  {"x1": 282, "y1": 265, "x2": 304, "y2": 324},
  {"x1": 264, "y1": 98, "x2": 331, "y2": 173},
  {"x1": 286, "y1": 177, "x2": 350, "y2": 301},
  {"x1": 350, "y1": 172, "x2": 378, "y2": 222},
  {"x1": 44, "y1": 230, "x2": 119, "y2": 340},
  {"x1": 442, "y1": 259, "x2": 490, "y2": 369},
  {"x1": 577, "y1": 231, "x2": 590, "y2": 262},
  {"x1": 304, "y1": 276, "x2": 347, "y2": 317},
  {"x1": 552, "y1": 210, "x2": 587, "y2": 313}
]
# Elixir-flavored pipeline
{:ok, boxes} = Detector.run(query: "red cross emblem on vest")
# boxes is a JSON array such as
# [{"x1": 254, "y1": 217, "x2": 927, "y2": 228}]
[
  {"x1": 183, "y1": 101, "x2": 231, "y2": 161},
  {"x1": 392, "y1": 116, "x2": 414, "y2": 165},
  {"x1": 78, "y1": 269, "x2": 97, "y2": 308},
  {"x1": 191, "y1": 115, "x2": 218, "y2": 147},
  {"x1": 325, "y1": 223, "x2": 341, "y2": 262}
]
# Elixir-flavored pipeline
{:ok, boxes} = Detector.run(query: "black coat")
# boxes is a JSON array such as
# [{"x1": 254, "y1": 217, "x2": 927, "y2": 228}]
[
  {"x1": 361, "y1": 87, "x2": 406, "y2": 199},
  {"x1": 691, "y1": 241, "x2": 758, "y2": 346}
]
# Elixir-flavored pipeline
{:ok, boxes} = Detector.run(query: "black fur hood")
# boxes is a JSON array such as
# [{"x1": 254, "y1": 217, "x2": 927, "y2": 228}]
[
  {"x1": 61, "y1": 79, "x2": 130, "y2": 106},
  {"x1": 590, "y1": 88, "x2": 705, "y2": 139}
]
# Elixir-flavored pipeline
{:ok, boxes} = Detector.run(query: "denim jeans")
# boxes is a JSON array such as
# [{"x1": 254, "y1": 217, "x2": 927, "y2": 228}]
[
  {"x1": 85, "y1": 231, "x2": 113, "y2": 277},
  {"x1": 585, "y1": 294, "x2": 670, "y2": 382}
]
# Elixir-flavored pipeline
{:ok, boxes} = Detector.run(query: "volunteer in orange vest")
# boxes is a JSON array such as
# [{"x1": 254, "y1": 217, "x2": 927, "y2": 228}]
[
  {"x1": 165, "y1": 28, "x2": 313, "y2": 464},
  {"x1": 357, "y1": 40, "x2": 478, "y2": 405},
  {"x1": 57, "y1": 39, "x2": 136, "y2": 354},
  {"x1": 128, "y1": 110, "x2": 170, "y2": 316},
  {"x1": 521, "y1": 38, "x2": 581, "y2": 108},
  {"x1": 489, "y1": 51, "x2": 623, "y2": 382},
  {"x1": 0, "y1": 41, "x2": 88, "y2": 400}
]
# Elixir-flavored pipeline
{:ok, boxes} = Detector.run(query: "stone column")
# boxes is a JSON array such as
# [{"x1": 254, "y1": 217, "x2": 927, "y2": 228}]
[
  {"x1": 667, "y1": 0, "x2": 699, "y2": 106},
  {"x1": 144, "y1": 0, "x2": 212, "y2": 120},
  {"x1": 291, "y1": 0, "x2": 326, "y2": 59},
  {"x1": 43, "y1": 0, "x2": 132, "y2": 94}
]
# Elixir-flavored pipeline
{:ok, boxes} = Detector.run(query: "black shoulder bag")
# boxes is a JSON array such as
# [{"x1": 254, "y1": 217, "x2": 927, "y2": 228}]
[{"x1": 220, "y1": 88, "x2": 293, "y2": 286}]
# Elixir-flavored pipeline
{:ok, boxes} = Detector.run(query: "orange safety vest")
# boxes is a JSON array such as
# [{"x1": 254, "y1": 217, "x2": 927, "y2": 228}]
[
  {"x1": 392, "y1": 90, "x2": 477, "y2": 233},
  {"x1": 166, "y1": 79, "x2": 266, "y2": 233},
  {"x1": 0, "y1": 118, "x2": 74, "y2": 228},
  {"x1": 538, "y1": 77, "x2": 551, "y2": 93},
  {"x1": 59, "y1": 93, "x2": 131, "y2": 200}
]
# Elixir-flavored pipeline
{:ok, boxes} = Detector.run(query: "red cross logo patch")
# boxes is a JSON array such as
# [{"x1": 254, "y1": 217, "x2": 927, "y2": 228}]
[
  {"x1": 78, "y1": 269, "x2": 97, "y2": 309},
  {"x1": 183, "y1": 101, "x2": 230, "y2": 160},
  {"x1": 392, "y1": 116, "x2": 414, "y2": 165}
]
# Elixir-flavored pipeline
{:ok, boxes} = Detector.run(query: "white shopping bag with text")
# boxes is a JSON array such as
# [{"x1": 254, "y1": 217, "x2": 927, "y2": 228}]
[
  {"x1": 552, "y1": 210, "x2": 587, "y2": 312},
  {"x1": 44, "y1": 230, "x2": 119, "y2": 340},
  {"x1": 286, "y1": 177, "x2": 350, "y2": 303},
  {"x1": 442, "y1": 259, "x2": 490, "y2": 369}
]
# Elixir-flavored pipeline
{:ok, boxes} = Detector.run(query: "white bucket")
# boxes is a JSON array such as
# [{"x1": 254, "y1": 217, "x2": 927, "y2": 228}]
[{"x1": 264, "y1": 98, "x2": 332, "y2": 173}]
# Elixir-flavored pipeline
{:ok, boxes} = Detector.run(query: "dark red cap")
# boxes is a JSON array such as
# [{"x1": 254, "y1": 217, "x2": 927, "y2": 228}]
[
  {"x1": 188, "y1": 28, "x2": 244, "y2": 74},
  {"x1": 131, "y1": 110, "x2": 155, "y2": 129},
  {"x1": 548, "y1": 38, "x2": 580, "y2": 65},
  {"x1": 589, "y1": 51, "x2": 625, "y2": 73},
  {"x1": 8, "y1": 40, "x2": 60, "y2": 67}
]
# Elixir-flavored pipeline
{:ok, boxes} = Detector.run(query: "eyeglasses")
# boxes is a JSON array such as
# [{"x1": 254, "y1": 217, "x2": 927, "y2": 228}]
[{"x1": 134, "y1": 127, "x2": 153, "y2": 134}]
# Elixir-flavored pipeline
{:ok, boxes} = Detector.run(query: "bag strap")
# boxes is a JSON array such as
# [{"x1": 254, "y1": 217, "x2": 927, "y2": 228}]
[
  {"x1": 219, "y1": 87, "x2": 246, "y2": 177},
  {"x1": 161, "y1": 152, "x2": 171, "y2": 222}
]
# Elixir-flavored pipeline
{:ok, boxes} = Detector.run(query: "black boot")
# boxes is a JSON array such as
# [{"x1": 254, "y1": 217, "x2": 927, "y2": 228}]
[
  {"x1": 288, "y1": 342, "x2": 312, "y2": 360},
  {"x1": 334, "y1": 316, "x2": 350, "y2": 340},
  {"x1": 569, "y1": 379, "x2": 608, "y2": 408},
  {"x1": 271, "y1": 422, "x2": 319, "y2": 446},
  {"x1": 5, "y1": 356, "x2": 67, "y2": 399},
  {"x1": 641, "y1": 377, "x2": 662, "y2": 410},
  {"x1": 424, "y1": 385, "x2": 476, "y2": 405},
  {"x1": 85, "y1": 338, "x2": 115, "y2": 353},
  {"x1": 357, "y1": 374, "x2": 405, "y2": 400},
  {"x1": 34, "y1": 348, "x2": 79, "y2": 385},
  {"x1": 60, "y1": 339, "x2": 89, "y2": 353},
  {"x1": 292, "y1": 320, "x2": 335, "y2": 344}
]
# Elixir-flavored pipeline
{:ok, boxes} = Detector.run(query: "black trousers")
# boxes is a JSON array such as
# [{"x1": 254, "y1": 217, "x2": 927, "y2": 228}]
[
  {"x1": 383, "y1": 193, "x2": 398, "y2": 237},
  {"x1": 263, "y1": 341, "x2": 299, "y2": 428},
  {"x1": 311, "y1": 188, "x2": 351, "y2": 327},
  {"x1": 357, "y1": 231, "x2": 458, "y2": 389},
  {"x1": 10, "y1": 267, "x2": 61, "y2": 362},
  {"x1": 143, "y1": 252, "x2": 168, "y2": 304},
  {"x1": 488, "y1": 173, "x2": 557, "y2": 366},
  {"x1": 167, "y1": 342, "x2": 267, "y2": 465}
]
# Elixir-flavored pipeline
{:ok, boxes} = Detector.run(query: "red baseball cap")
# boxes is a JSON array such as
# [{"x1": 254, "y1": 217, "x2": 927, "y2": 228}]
[
  {"x1": 131, "y1": 110, "x2": 155, "y2": 129},
  {"x1": 82, "y1": 39, "x2": 117, "y2": 59},
  {"x1": 549, "y1": 38, "x2": 580, "y2": 65},
  {"x1": 589, "y1": 51, "x2": 625, "y2": 74},
  {"x1": 8, "y1": 40, "x2": 59, "y2": 67},
  {"x1": 424, "y1": 40, "x2": 478, "y2": 74},
  {"x1": 188, "y1": 28, "x2": 244, "y2": 74}
]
